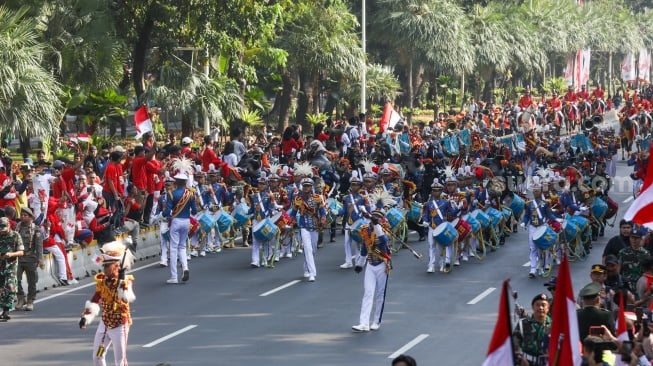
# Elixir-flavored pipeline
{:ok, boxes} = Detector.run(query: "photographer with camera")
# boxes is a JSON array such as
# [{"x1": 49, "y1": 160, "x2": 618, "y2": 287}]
[{"x1": 513, "y1": 293, "x2": 551, "y2": 366}]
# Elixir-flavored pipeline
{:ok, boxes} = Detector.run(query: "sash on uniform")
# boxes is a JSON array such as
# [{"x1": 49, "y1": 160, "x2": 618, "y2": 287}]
[{"x1": 170, "y1": 189, "x2": 193, "y2": 218}]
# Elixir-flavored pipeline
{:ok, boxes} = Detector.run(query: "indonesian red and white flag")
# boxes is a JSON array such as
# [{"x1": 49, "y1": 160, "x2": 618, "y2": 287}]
[
  {"x1": 614, "y1": 292, "x2": 630, "y2": 366},
  {"x1": 564, "y1": 56, "x2": 575, "y2": 87},
  {"x1": 134, "y1": 105, "x2": 153, "y2": 139},
  {"x1": 638, "y1": 48, "x2": 651, "y2": 84},
  {"x1": 380, "y1": 101, "x2": 401, "y2": 132},
  {"x1": 482, "y1": 279, "x2": 514, "y2": 366},
  {"x1": 548, "y1": 256, "x2": 582, "y2": 366},
  {"x1": 625, "y1": 150, "x2": 653, "y2": 228},
  {"x1": 77, "y1": 133, "x2": 90, "y2": 143},
  {"x1": 622, "y1": 53, "x2": 637, "y2": 83}
]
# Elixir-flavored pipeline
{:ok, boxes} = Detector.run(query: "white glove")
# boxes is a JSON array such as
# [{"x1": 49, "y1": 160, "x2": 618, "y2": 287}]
[
  {"x1": 555, "y1": 218, "x2": 564, "y2": 223},
  {"x1": 579, "y1": 205, "x2": 588, "y2": 211},
  {"x1": 422, "y1": 221, "x2": 429, "y2": 227},
  {"x1": 473, "y1": 199, "x2": 479, "y2": 205},
  {"x1": 520, "y1": 222, "x2": 526, "y2": 229}
]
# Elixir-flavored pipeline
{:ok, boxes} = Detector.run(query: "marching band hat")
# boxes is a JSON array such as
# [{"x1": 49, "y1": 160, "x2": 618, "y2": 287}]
[
  {"x1": 371, "y1": 208, "x2": 385, "y2": 218},
  {"x1": 174, "y1": 172, "x2": 189, "y2": 180},
  {"x1": 300, "y1": 178, "x2": 314, "y2": 186},
  {"x1": 431, "y1": 178, "x2": 443, "y2": 189},
  {"x1": 349, "y1": 170, "x2": 362, "y2": 184},
  {"x1": 363, "y1": 172, "x2": 377, "y2": 181},
  {"x1": 257, "y1": 172, "x2": 268, "y2": 184}
]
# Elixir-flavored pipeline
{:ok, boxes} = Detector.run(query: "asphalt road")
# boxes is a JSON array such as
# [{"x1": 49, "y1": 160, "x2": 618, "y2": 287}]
[{"x1": 0, "y1": 160, "x2": 636, "y2": 366}]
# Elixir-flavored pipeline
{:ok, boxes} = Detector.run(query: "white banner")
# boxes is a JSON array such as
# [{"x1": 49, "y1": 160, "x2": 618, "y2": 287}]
[
  {"x1": 638, "y1": 48, "x2": 650, "y2": 83},
  {"x1": 580, "y1": 49, "x2": 591, "y2": 87},
  {"x1": 563, "y1": 56, "x2": 574, "y2": 87},
  {"x1": 622, "y1": 53, "x2": 636, "y2": 82}
]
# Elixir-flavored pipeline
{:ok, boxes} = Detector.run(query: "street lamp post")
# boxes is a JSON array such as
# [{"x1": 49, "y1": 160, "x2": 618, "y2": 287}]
[{"x1": 361, "y1": 0, "x2": 366, "y2": 118}]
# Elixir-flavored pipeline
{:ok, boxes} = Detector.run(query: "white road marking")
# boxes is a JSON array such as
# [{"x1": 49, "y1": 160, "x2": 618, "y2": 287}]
[
  {"x1": 388, "y1": 334, "x2": 430, "y2": 359},
  {"x1": 35, "y1": 262, "x2": 160, "y2": 304},
  {"x1": 467, "y1": 287, "x2": 497, "y2": 305},
  {"x1": 259, "y1": 280, "x2": 301, "y2": 297},
  {"x1": 623, "y1": 196, "x2": 634, "y2": 203},
  {"x1": 523, "y1": 262, "x2": 530, "y2": 267},
  {"x1": 143, "y1": 325, "x2": 198, "y2": 348}
]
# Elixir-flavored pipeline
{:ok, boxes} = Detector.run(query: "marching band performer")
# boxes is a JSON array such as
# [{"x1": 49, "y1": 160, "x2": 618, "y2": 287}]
[
  {"x1": 289, "y1": 178, "x2": 326, "y2": 282},
  {"x1": 340, "y1": 171, "x2": 368, "y2": 269},
  {"x1": 520, "y1": 184, "x2": 561, "y2": 278},
  {"x1": 79, "y1": 241, "x2": 135, "y2": 366},
  {"x1": 352, "y1": 208, "x2": 391, "y2": 333},
  {"x1": 248, "y1": 173, "x2": 275, "y2": 267},
  {"x1": 162, "y1": 160, "x2": 198, "y2": 284},
  {"x1": 422, "y1": 178, "x2": 458, "y2": 273}
]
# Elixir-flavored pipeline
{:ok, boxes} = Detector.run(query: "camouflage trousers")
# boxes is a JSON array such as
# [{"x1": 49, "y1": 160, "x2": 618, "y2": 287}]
[{"x1": 0, "y1": 261, "x2": 18, "y2": 309}]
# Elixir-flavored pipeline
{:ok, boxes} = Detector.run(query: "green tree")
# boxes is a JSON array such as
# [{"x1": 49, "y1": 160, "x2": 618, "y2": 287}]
[{"x1": 0, "y1": 6, "x2": 63, "y2": 158}]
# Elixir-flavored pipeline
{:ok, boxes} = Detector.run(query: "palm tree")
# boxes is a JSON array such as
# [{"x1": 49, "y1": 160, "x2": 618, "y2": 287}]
[
  {"x1": 372, "y1": 0, "x2": 472, "y2": 122},
  {"x1": 0, "y1": 6, "x2": 64, "y2": 158},
  {"x1": 276, "y1": 0, "x2": 363, "y2": 128},
  {"x1": 144, "y1": 60, "x2": 242, "y2": 137}
]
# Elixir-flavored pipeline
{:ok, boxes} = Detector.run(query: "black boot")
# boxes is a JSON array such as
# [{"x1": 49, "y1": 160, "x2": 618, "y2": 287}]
[
  {"x1": 512, "y1": 224, "x2": 518, "y2": 233},
  {"x1": 0, "y1": 307, "x2": 10, "y2": 320},
  {"x1": 418, "y1": 227, "x2": 426, "y2": 242},
  {"x1": 330, "y1": 230, "x2": 336, "y2": 243},
  {"x1": 317, "y1": 232, "x2": 324, "y2": 248}
]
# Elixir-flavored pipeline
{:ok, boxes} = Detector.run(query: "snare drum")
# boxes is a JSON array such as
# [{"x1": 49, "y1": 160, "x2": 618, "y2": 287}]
[
  {"x1": 199, "y1": 212, "x2": 216, "y2": 232},
  {"x1": 592, "y1": 197, "x2": 608, "y2": 219},
  {"x1": 605, "y1": 196, "x2": 618, "y2": 219},
  {"x1": 215, "y1": 210, "x2": 234, "y2": 233},
  {"x1": 327, "y1": 198, "x2": 344, "y2": 216},
  {"x1": 350, "y1": 218, "x2": 370, "y2": 243},
  {"x1": 406, "y1": 201, "x2": 423, "y2": 222},
  {"x1": 563, "y1": 220, "x2": 579, "y2": 240},
  {"x1": 253, "y1": 218, "x2": 279, "y2": 242},
  {"x1": 463, "y1": 214, "x2": 481, "y2": 234},
  {"x1": 472, "y1": 209, "x2": 490, "y2": 229},
  {"x1": 189, "y1": 217, "x2": 200, "y2": 237},
  {"x1": 386, "y1": 207, "x2": 404, "y2": 228},
  {"x1": 567, "y1": 214, "x2": 589, "y2": 231},
  {"x1": 452, "y1": 218, "x2": 472, "y2": 242},
  {"x1": 485, "y1": 207, "x2": 503, "y2": 227},
  {"x1": 533, "y1": 225, "x2": 558, "y2": 250},
  {"x1": 501, "y1": 207, "x2": 512, "y2": 221},
  {"x1": 232, "y1": 203, "x2": 250, "y2": 227},
  {"x1": 433, "y1": 222, "x2": 458, "y2": 247},
  {"x1": 509, "y1": 193, "x2": 525, "y2": 218},
  {"x1": 271, "y1": 211, "x2": 294, "y2": 231}
]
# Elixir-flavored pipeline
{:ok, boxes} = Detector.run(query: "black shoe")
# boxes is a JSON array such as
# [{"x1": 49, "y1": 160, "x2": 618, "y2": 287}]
[
  {"x1": 59, "y1": 279, "x2": 69, "y2": 286},
  {"x1": 419, "y1": 236, "x2": 426, "y2": 242},
  {"x1": 182, "y1": 270, "x2": 190, "y2": 282},
  {"x1": 0, "y1": 311, "x2": 10, "y2": 320},
  {"x1": 528, "y1": 272, "x2": 536, "y2": 279},
  {"x1": 512, "y1": 225, "x2": 518, "y2": 233}
]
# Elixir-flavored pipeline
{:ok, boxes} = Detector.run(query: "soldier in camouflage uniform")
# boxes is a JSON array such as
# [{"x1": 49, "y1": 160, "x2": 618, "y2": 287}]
[
  {"x1": 0, "y1": 217, "x2": 24, "y2": 320},
  {"x1": 618, "y1": 226, "x2": 649, "y2": 296},
  {"x1": 513, "y1": 293, "x2": 551, "y2": 366},
  {"x1": 15, "y1": 207, "x2": 43, "y2": 311}
]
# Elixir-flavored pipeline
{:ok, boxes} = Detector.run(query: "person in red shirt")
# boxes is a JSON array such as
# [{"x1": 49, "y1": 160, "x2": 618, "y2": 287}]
[
  {"x1": 200, "y1": 135, "x2": 221, "y2": 172},
  {"x1": 563, "y1": 86, "x2": 577, "y2": 103},
  {"x1": 576, "y1": 85, "x2": 590, "y2": 101},
  {"x1": 518, "y1": 89, "x2": 534, "y2": 111},
  {"x1": 547, "y1": 91, "x2": 562, "y2": 111},
  {"x1": 102, "y1": 151, "x2": 125, "y2": 229},
  {"x1": 592, "y1": 84, "x2": 605, "y2": 100},
  {"x1": 281, "y1": 126, "x2": 299, "y2": 163},
  {"x1": 180, "y1": 137, "x2": 196, "y2": 160}
]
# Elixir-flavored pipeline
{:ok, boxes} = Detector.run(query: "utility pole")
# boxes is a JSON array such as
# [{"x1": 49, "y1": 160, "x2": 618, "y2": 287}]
[
  {"x1": 361, "y1": 0, "x2": 366, "y2": 118},
  {"x1": 203, "y1": 46, "x2": 210, "y2": 136}
]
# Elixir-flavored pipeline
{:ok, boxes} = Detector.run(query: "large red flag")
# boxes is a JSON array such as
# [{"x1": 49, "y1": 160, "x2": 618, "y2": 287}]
[
  {"x1": 548, "y1": 256, "x2": 582, "y2": 365},
  {"x1": 379, "y1": 101, "x2": 401, "y2": 132},
  {"x1": 134, "y1": 105, "x2": 153, "y2": 139},
  {"x1": 624, "y1": 149, "x2": 653, "y2": 228},
  {"x1": 482, "y1": 279, "x2": 514, "y2": 366}
]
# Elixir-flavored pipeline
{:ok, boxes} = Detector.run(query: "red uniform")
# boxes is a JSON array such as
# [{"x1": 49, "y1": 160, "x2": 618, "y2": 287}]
[
  {"x1": 518, "y1": 95, "x2": 533, "y2": 110},
  {"x1": 592, "y1": 88, "x2": 605, "y2": 100},
  {"x1": 563, "y1": 91, "x2": 577, "y2": 103},
  {"x1": 576, "y1": 90, "x2": 590, "y2": 101},
  {"x1": 547, "y1": 97, "x2": 562, "y2": 111}
]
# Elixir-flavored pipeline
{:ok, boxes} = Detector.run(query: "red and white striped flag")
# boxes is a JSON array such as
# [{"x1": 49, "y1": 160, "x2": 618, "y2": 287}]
[
  {"x1": 548, "y1": 256, "x2": 582, "y2": 366},
  {"x1": 482, "y1": 279, "x2": 514, "y2": 366},
  {"x1": 380, "y1": 101, "x2": 401, "y2": 132},
  {"x1": 134, "y1": 105, "x2": 153, "y2": 139},
  {"x1": 77, "y1": 133, "x2": 90, "y2": 143},
  {"x1": 624, "y1": 151, "x2": 653, "y2": 229}
]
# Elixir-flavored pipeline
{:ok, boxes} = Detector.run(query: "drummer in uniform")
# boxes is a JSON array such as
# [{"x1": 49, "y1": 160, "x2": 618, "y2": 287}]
[
  {"x1": 269, "y1": 171, "x2": 292, "y2": 259},
  {"x1": 362, "y1": 172, "x2": 379, "y2": 196},
  {"x1": 340, "y1": 172, "x2": 369, "y2": 269},
  {"x1": 192, "y1": 171, "x2": 212, "y2": 257},
  {"x1": 422, "y1": 178, "x2": 459, "y2": 273},
  {"x1": 208, "y1": 170, "x2": 231, "y2": 251},
  {"x1": 248, "y1": 174, "x2": 276, "y2": 267},
  {"x1": 379, "y1": 164, "x2": 403, "y2": 208},
  {"x1": 520, "y1": 184, "x2": 561, "y2": 278},
  {"x1": 289, "y1": 178, "x2": 326, "y2": 282}
]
